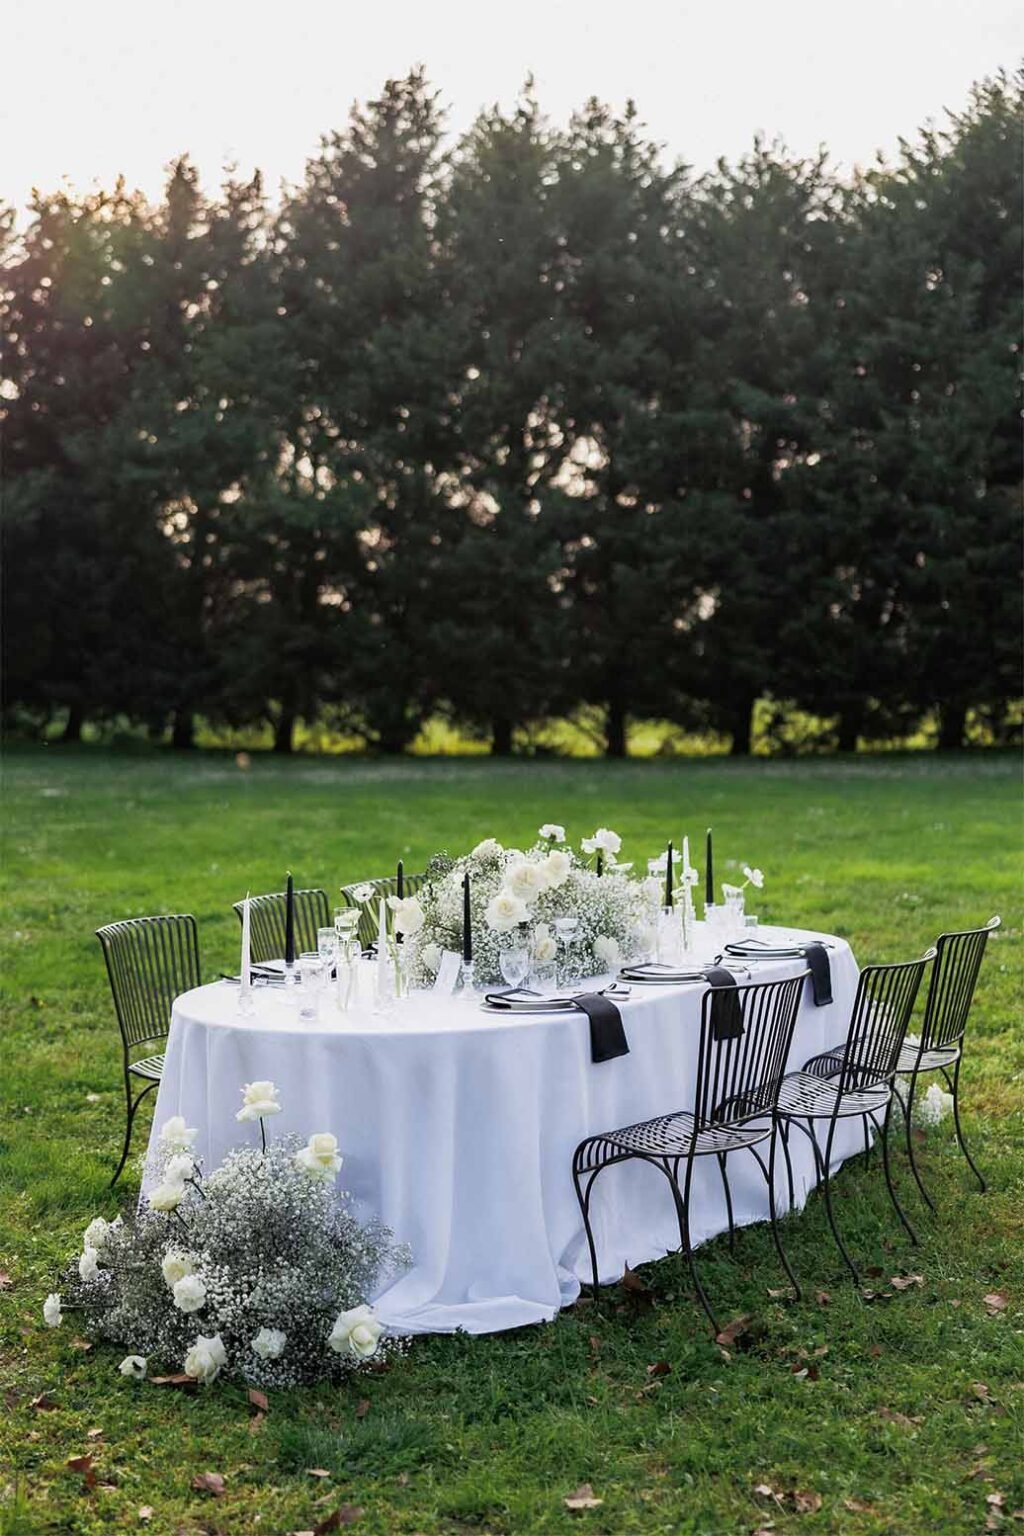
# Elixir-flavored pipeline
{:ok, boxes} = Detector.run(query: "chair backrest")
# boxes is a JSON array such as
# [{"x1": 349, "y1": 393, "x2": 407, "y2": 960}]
[
  {"x1": 920, "y1": 916, "x2": 1000, "y2": 1051},
  {"x1": 231, "y1": 889, "x2": 330, "y2": 965},
  {"x1": 96, "y1": 915, "x2": 201, "y2": 1053},
  {"x1": 339, "y1": 874, "x2": 425, "y2": 949},
  {"x1": 840, "y1": 950, "x2": 935, "y2": 1093},
  {"x1": 693, "y1": 972, "x2": 808, "y2": 1129}
]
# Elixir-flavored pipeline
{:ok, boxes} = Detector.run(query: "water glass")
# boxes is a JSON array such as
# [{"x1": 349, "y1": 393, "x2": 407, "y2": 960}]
[
  {"x1": 533, "y1": 959, "x2": 558, "y2": 996},
  {"x1": 317, "y1": 927, "x2": 337, "y2": 965},
  {"x1": 297, "y1": 953, "x2": 326, "y2": 1020},
  {"x1": 499, "y1": 945, "x2": 530, "y2": 990}
]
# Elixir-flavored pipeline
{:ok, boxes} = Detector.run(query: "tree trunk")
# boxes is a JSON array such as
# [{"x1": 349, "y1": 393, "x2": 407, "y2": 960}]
[
  {"x1": 837, "y1": 706, "x2": 862, "y2": 754},
  {"x1": 491, "y1": 717, "x2": 514, "y2": 756},
  {"x1": 171, "y1": 709, "x2": 195, "y2": 750},
  {"x1": 728, "y1": 698, "x2": 754, "y2": 757},
  {"x1": 938, "y1": 700, "x2": 967, "y2": 751},
  {"x1": 273, "y1": 709, "x2": 295, "y2": 754},
  {"x1": 605, "y1": 699, "x2": 627, "y2": 759},
  {"x1": 61, "y1": 704, "x2": 83, "y2": 743}
]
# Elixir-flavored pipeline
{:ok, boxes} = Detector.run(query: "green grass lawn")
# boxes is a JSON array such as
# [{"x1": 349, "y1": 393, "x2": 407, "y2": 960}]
[{"x1": 1, "y1": 746, "x2": 1022, "y2": 1536}]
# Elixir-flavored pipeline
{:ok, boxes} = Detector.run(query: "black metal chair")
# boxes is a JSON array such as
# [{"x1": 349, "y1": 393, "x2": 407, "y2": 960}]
[
  {"x1": 231, "y1": 888, "x2": 330, "y2": 964},
  {"x1": 894, "y1": 916, "x2": 1000, "y2": 1207},
  {"x1": 572, "y1": 971, "x2": 808, "y2": 1336},
  {"x1": 96, "y1": 914, "x2": 201, "y2": 1186},
  {"x1": 775, "y1": 948, "x2": 935, "y2": 1282},
  {"x1": 339, "y1": 874, "x2": 425, "y2": 950}
]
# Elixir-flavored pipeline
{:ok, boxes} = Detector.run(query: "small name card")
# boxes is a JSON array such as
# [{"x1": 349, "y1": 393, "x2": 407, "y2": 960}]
[{"x1": 433, "y1": 950, "x2": 463, "y2": 994}]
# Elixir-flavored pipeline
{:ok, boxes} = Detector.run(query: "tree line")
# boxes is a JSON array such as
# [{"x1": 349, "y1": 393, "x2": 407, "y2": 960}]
[{"x1": 1, "y1": 70, "x2": 1020, "y2": 755}]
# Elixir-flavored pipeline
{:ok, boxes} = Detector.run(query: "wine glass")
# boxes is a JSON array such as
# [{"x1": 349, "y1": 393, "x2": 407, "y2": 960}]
[{"x1": 499, "y1": 944, "x2": 530, "y2": 992}]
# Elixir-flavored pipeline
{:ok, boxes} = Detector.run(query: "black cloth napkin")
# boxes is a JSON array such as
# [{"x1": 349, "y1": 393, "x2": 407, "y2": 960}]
[
  {"x1": 802, "y1": 942, "x2": 833, "y2": 1007},
  {"x1": 572, "y1": 992, "x2": 630, "y2": 1064},
  {"x1": 703, "y1": 965, "x2": 744, "y2": 1040}
]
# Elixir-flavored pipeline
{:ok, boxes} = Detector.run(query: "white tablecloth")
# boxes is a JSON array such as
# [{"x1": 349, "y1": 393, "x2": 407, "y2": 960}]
[{"x1": 145, "y1": 925, "x2": 862, "y2": 1334}]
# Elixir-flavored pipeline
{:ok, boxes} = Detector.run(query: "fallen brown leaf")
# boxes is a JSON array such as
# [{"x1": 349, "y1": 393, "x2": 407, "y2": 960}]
[
  {"x1": 67, "y1": 1453, "x2": 98, "y2": 1492},
  {"x1": 890, "y1": 1274, "x2": 924, "y2": 1291},
  {"x1": 588, "y1": 1334, "x2": 601, "y2": 1352},
  {"x1": 791, "y1": 1490, "x2": 823, "y2": 1514},
  {"x1": 1011, "y1": 1510, "x2": 1024, "y2": 1520},
  {"x1": 248, "y1": 1411, "x2": 265, "y2": 1435},
  {"x1": 754, "y1": 1483, "x2": 782, "y2": 1502},
  {"x1": 878, "y1": 1407, "x2": 924, "y2": 1428},
  {"x1": 191, "y1": 1472, "x2": 226, "y2": 1497},
  {"x1": 646, "y1": 1361, "x2": 672, "y2": 1378},
  {"x1": 86, "y1": 1427, "x2": 104, "y2": 1440},
  {"x1": 984, "y1": 1291, "x2": 1009, "y2": 1313},
  {"x1": 313, "y1": 1508, "x2": 363, "y2": 1533},
  {"x1": 70, "y1": 1337, "x2": 93, "y2": 1352},
  {"x1": 972, "y1": 1382, "x2": 993, "y2": 1402},
  {"x1": 307, "y1": 1468, "x2": 332, "y2": 1478},
  {"x1": 355, "y1": 1397, "x2": 370, "y2": 1419},
  {"x1": 0, "y1": 1269, "x2": 11, "y2": 1289},
  {"x1": 564, "y1": 1483, "x2": 604, "y2": 1511},
  {"x1": 766, "y1": 1286, "x2": 792, "y2": 1300},
  {"x1": 150, "y1": 1373, "x2": 197, "y2": 1390},
  {"x1": 715, "y1": 1315, "x2": 751, "y2": 1347},
  {"x1": 989, "y1": 1493, "x2": 1007, "y2": 1509},
  {"x1": 868, "y1": 1343, "x2": 884, "y2": 1358},
  {"x1": 621, "y1": 1266, "x2": 655, "y2": 1304},
  {"x1": 815, "y1": 1291, "x2": 831, "y2": 1306},
  {"x1": 138, "y1": 1508, "x2": 153, "y2": 1522},
  {"x1": 843, "y1": 1498, "x2": 875, "y2": 1512},
  {"x1": 30, "y1": 1393, "x2": 59, "y2": 1411},
  {"x1": 248, "y1": 1387, "x2": 269, "y2": 1414}
]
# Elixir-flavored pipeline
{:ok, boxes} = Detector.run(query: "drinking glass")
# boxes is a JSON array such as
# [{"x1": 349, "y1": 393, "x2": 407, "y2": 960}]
[
  {"x1": 297, "y1": 953, "x2": 326, "y2": 1021},
  {"x1": 533, "y1": 960, "x2": 558, "y2": 996},
  {"x1": 317, "y1": 927, "x2": 337, "y2": 965},
  {"x1": 499, "y1": 945, "x2": 530, "y2": 990},
  {"x1": 553, "y1": 916, "x2": 580, "y2": 987},
  {"x1": 334, "y1": 907, "x2": 361, "y2": 946}
]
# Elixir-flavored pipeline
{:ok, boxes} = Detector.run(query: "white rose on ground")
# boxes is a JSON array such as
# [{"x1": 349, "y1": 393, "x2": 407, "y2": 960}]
[
  {"x1": 593, "y1": 935, "x2": 621, "y2": 969},
  {"x1": 420, "y1": 941, "x2": 442, "y2": 974},
  {"x1": 506, "y1": 861, "x2": 548, "y2": 903},
  {"x1": 386, "y1": 895, "x2": 425, "y2": 936},
  {"x1": 582, "y1": 827, "x2": 622, "y2": 855},
  {"x1": 164, "y1": 1152, "x2": 195, "y2": 1185},
  {"x1": 328, "y1": 1303, "x2": 383, "y2": 1360},
  {"x1": 159, "y1": 1115, "x2": 197, "y2": 1151},
  {"x1": 538, "y1": 824, "x2": 566, "y2": 842},
  {"x1": 149, "y1": 1180, "x2": 186, "y2": 1213},
  {"x1": 161, "y1": 1250, "x2": 194, "y2": 1289},
  {"x1": 532, "y1": 923, "x2": 558, "y2": 964},
  {"x1": 918, "y1": 1082, "x2": 955, "y2": 1126},
  {"x1": 251, "y1": 1327, "x2": 287, "y2": 1360},
  {"x1": 83, "y1": 1217, "x2": 109, "y2": 1253},
  {"x1": 295, "y1": 1132, "x2": 343, "y2": 1180},
  {"x1": 471, "y1": 838, "x2": 503, "y2": 861},
  {"x1": 172, "y1": 1274, "x2": 207, "y2": 1313},
  {"x1": 542, "y1": 850, "x2": 572, "y2": 888},
  {"x1": 78, "y1": 1247, "x2": 100, "y2": 1283},
  {"x1": 236, "y1": 1081, "x2": 282, "y2": 1122},
  {"x1": 184, "y1": 1333, "x2": 226, "y2": 1384},
  {"x1": 43, "y1": 1293, "x2": 62, "y2": 1328},
  {"x1": 485, "y1": 889, "x2": 530, "y2": 933},
  {"x1": 742, "y1": 865, "x2": 764, "y2": 889},
  {"x1": 118, "y1": 1355, "x2": 147, "y2": 1380}
]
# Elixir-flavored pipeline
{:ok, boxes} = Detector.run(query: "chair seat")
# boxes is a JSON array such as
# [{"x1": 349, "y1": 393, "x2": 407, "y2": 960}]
[
  {"x1": 777, "y1": 1069, "x2": 891, "y2": 1121},
  {"x1": 129, "y1": 1053, "x2": 165, "y2": 1082},
  {"x1": 597, "y1": 1109, "x2": 773, "y2": 1160},
  {"x1": 897, "y1": 1034, "x2": 960, "y2": 1073}
]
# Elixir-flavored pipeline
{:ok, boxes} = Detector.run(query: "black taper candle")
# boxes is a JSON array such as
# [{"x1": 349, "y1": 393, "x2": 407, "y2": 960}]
[
  {"x1": 285, "y1": 872, "x2": 295, "y2": 965},
  {"x1": 705, "y1": 828, "x2": 714, "y2": 906},
  {"x1": 397, "y1": 859, "x2": 404, "y2": 900},
  {"x1": 665, "y1": 840, "x2": 674, "y2": 907},
  {"x1": 462, "y1": 872, "x2": 472, "y2": 964},
  {"x1": 596, "y1": 851, "x2": 603, "y2": 878}
]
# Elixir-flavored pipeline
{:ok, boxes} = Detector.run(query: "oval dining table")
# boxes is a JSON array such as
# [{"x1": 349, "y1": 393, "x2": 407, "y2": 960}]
[{"x1": 143, "y1": 924, "x2": 864, "y2": 1334}]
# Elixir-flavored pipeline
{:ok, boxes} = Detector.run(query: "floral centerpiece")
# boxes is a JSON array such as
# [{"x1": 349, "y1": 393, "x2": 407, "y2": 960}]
[
  {"x1": 395, "y1": 825, "x2": 660, "y2": 988},
  {"x1": 43, "y1": 1086, "x2": 410, "y2": 1387}
]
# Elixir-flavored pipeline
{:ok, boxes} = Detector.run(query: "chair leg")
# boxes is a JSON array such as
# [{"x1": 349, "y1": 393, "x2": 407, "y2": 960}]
[
  {"x1": 950, "y1": 1056, "x2": 986, "y2": 1193},
  {"x1": 572, "y1": 1150, "x2": 603, "y2": 1300},
  {"x1": 111, "y1": 1077, "x2": 157, "y2": 1187},
  {"x1": 716, "y1": 1152, "x2": 736, "y2": 1253},
  {"x1": 672, "y1": 1154, "x2": 719, "y2": 1337},
  {"x1": 819, "y1": 1115, "x2": 860, "y2": 1285},
  {"x1": 900, "y1": 1072, "x2": 936, "y2": 1212},
  {"x1": 779, "y1": 1119, "x2": 795, "y2": 1211},
  {"x1": 878, "y1": 1101, "x2": 918, "y2": 1246},
  {"x1": 767, "y1": 1122, "x2": 801, "y2": 1298}
]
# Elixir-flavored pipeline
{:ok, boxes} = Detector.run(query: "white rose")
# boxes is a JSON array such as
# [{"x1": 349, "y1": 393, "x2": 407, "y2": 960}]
[
  {"x1": 743, "y1": 865, "x2": 765, "y2": 889},
  {"x1": 173, "y1": 1273, "x2": 207, "y2": 1313},
  {"x1": 420, "y1": 942, "x2": 442, "y2": 974},
  {"x1": 164, "y1": 1152, "x2": 195, "y2": 1185},
  {"x1": 538, "y1": 823, "x2": 566, "y2": 842},
  {"x1": 78, "y1": 1247, "x2": 100, "y2": 1283},
  {"x1": 184, "y1": 1332, "x2": 226, "y2": 1384},
  {"x1": 350, "y1": 883, "x2": 375, "y2": 904},
  {"x1": 582, "y1": 827, "x2": 622, "y2": 855},
  {"x1": 506, "y1": 861, "x2": 548, "y2": 903},
  {"x1": 159, "y1": 1115, "x2": 197, "y2": 1151},
  {"x1": 236, "y1": 1081, "x2": 282, "y2": 1122},
  {"x1": 328, "y1": 1303, "x2": 383, "y2": 1360},
  {"x1": 43, "y1": 1293, "x2": 62, "y2": 1328},
  {"x1": 295, "y1": 1132, "x2": 343, "y2": 1181},
  {"x1": 251, "y1": 1327, "x2": 287, "y2": 1360},
  {"x1": 918, "y1": 1083, "x2": 954, "y2": 1126},
  {"x1": 532, "y1": 923, "x2": 558, "y2": 964},
  {"x1": 161, "y1": 1250, "x2": 194, "y2": 1289},
  {"x1": 542, "y1": 850, "x2": 572, "y2": 888},
  {"x1": 149, "y1": 1180, "x2": 186, "y2": 1213},
  {"x1": 485, "y1": 889, "x2": 530, "y2": 934},
  {"x1": 471, "y1": 838, "x2": 503, "y2": 861},
  {"x1": 83, "y1": 1217, "x2": 109, "y2": 1253},
  {"x1": 386, "y1": 895, "x2": 425, "y2": 936},
  {"x1": 593, "y1": 935, "x2": 621, "y2": 969},
  {"x1": 118, "y1": 1355, "x2": 147, "y2": 1380}
]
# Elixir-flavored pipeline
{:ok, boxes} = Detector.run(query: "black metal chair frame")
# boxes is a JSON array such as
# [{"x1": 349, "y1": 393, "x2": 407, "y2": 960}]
[
  {"x1": 572, "y1": 971, "x2": 808, "y2": 1337},
  {"x1": 231, "y1": 888, "x2": 330, "y2": 964},
  {"x1": 775, "y1": 949, "x2": 935, "y2": 1284},
  {"x1": 893, "y1": 916, "x2": 1000, "y2": 1208},
  {"x1": 339, "y1": 874, "x2": 425, "y2": 950},
  {"x1": 96, "y1": 914, "x2": 201, "y2": 1186}
]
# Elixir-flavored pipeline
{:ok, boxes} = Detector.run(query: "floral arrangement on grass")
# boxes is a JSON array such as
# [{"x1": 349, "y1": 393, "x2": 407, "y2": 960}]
[
  {"x1": 43, "y1": 1086, "x2": 410, "y2": 1388},
  {"x1": 397, "y1": 825, "x2": 660, "y2": 987}
]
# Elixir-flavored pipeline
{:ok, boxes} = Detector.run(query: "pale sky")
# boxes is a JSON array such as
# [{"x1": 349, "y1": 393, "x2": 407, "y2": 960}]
[{"x1": 3, "y1": 0, "x2": 1020, "y2": 215}]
